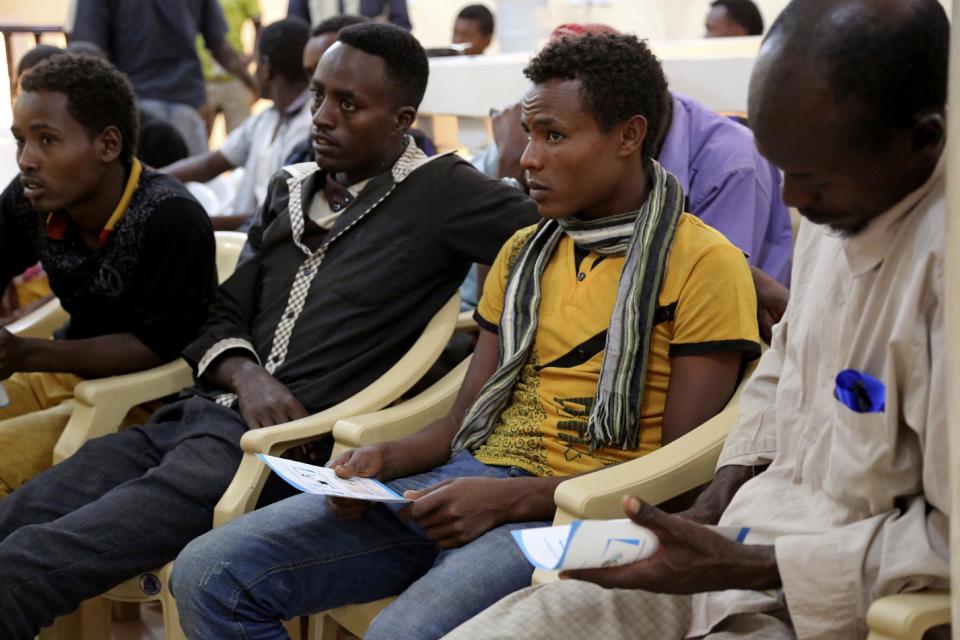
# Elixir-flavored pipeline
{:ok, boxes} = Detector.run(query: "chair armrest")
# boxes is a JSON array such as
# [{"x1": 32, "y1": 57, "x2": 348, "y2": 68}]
[
  {"x1": 7, "y1": 298, "x2": 68, "y2": 339},
  {"x1": 552, "y1": 363, "x2": 752, "y2": 524},
  {"x1": 866, "y1": 592, "x2": 950, "y2": 640},
  {"x1": 331, "y1": 356, "x2": 469, "y2": 458},
  {"x1": 455, "y1": 309, "x2": 477, "y2": 332},
  {"x1": 52, "y1": 359, "x2": 195, "y2": 463},
  {"x1": 213, "y1": 294, "x2": 460, "y2": 527}
]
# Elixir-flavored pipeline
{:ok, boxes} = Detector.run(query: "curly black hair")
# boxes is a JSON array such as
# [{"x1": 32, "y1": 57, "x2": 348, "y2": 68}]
[
  {"x1": 524, "y1": 33, "x2": 668, "y2": 161},
  {"x1": 766, "y1": 0, "x2": 948, "y2": 148},
  {"x1": 259, "y1": 17, "x2": 311, "y2": 84},
  {"x1": 457, "y1": 4, "x2": 495, "y2": 37},
  {"x1": 19, "y1": 53, "x2": 138, "y2": 166},
  {"x1": 337, "y1": 22, "x2": 429, "y2": 109},
  {"x1": 312, "y1": 14, "x2": 369, "y2": 37},
  {"x1": 711, "y1": 0, "x2": 764, "y2": 36}
]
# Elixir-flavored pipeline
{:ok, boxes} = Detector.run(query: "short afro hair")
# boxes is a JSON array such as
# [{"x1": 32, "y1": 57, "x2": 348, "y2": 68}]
[
  {"x1": 312, "y1": 14, "x2": 368, "y2": 37},
  {"x1": 767, "y1": 0, "x2": 948, "y2": 147},
  {"x1": 259, "y1": 17, "x2": 311, "y2": 84},
  {"x1": 711, "y1": 0, "x2": 764, "y2": 36},
  {"x1": 524, "y1": 33, "x2": 668, "y2": 161},
  {"x1": 457, "y1": 5, "x2": 495, "y2": 36},
  {"x1": 16, "y1": 44, "x2": 63, "y2": 79},
  {"x1": 19, "y1": 54, "x2": 139, "y2": 166},
  {"x1": 337, "y1": 22, "x2": 429, "y2": 109}
]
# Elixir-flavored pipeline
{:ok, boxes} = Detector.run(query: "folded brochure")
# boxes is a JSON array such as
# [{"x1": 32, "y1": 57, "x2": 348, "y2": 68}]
[
  {"x1": 514, "y1": 519, "x2": 750, "y2": 570},
  {"x1": 257, "y1": 453, "x2": 409, "y2": 503}
]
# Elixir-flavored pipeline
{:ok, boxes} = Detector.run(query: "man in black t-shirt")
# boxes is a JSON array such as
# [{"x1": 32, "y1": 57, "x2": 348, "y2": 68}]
[{"x1": 0, "y1": 54, "x2": 216, "y2": 498}]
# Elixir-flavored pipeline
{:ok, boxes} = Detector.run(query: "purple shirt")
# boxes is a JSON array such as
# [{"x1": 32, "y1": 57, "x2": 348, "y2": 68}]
[{"x1": 658, "y1": 94, "x2": 793, "y2": 286}]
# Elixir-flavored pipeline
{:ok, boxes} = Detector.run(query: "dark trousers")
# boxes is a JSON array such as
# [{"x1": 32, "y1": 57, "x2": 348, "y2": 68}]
[{"x1": 0, "y1": 396, "x2": 247, "y2": 639}]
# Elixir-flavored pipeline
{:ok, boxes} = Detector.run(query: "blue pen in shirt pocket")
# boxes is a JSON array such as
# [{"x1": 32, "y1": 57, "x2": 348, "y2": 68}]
[{"x1": 834, "y1": 369, "x2": 885, "y2": 413}]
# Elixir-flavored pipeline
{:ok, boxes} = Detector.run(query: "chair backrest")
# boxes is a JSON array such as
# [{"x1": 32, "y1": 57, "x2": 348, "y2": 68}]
[{"x1": 214, "y1": 231, "x2": 246, "y2": 284}]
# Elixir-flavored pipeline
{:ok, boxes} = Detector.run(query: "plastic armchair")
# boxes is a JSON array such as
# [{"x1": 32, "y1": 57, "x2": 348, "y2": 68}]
[
  {"x1": 79, "y1": 293, "x2": 462, "y2": 640},
  {"x1": 7, "y1": 297, "x2": 69, "y2": 339},
  {"x1": 308, "y1": 357, "x2": 471, "y2": 640},
  {"x1": 49, "y1": 231, "x2": 246, "y2": 463},
  {"x1": 866, "y1": 591, "x2": 951, "y2": 640}
]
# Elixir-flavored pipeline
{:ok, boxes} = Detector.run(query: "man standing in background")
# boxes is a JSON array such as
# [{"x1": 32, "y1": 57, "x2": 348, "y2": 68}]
[
  {"x1": 70, "y1": 0, "x2": 257, "y2": 156},
  {"x1": 287, "y1": 0, "x2": 411, "y2": 30},
  {"x1": 198, "y1": 0, "x2": 262, "y2": 136},
  {"x1": 705, "y1": 0, "x2": 765, "y2": 37},
  {"x1": 453, "y1": 4, "x2": 495, "y2": 55}
]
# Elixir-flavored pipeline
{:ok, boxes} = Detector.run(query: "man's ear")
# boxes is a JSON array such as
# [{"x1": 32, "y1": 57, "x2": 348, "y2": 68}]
[
  {"x1": 618, "y1": 114, "x2": 647, "y2": 157},
  {"x1": 96, "y1": 125, "x2": 123, "y2": 163},
  {"x1": 911, "y1": 111, "x2": 946, "y2": 156},
  {"x1": 394, "y1": 106, "x2": 417, "y2": 134}
]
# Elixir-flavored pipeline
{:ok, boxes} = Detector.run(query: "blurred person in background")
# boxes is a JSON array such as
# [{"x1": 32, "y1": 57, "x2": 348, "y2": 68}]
[
  {"x1": 453, "y1": 4, "x2": 495, "y2": 55},
  {"x1": 705, "y1": 0, "x2": 764, "y2": 37}
]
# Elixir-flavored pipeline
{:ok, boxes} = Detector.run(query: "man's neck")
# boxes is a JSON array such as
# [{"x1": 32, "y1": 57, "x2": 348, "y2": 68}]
[
  {"x1": 273, "y1": 81, "x2": 308, "y2": 114},
  {"x1": 341, "y1": 138, "x2": 408, "y2": 187},
  {"x1": 64, "y1": 162, "x2": 128, "y2": 233},
  {"x1": 580, "y1": 164, "x2": 652, "y2": 221}
]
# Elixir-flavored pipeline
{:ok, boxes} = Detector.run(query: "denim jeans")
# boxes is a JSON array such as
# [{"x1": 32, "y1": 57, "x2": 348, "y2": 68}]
[
  {"x1": 173, "y1": 451, "x2": 551, "y2": 640},
  {"x1": 139, "y1": 98, "x2": 208, "y2": 156},
  {"x1": 0, "y1": 397, "x2": 247, "y2": 640}
]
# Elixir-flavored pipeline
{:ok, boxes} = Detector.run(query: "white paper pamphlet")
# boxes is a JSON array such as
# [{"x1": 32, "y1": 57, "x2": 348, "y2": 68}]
[
  {"x1": 0, "y1": 382, "x2": 8, "y2": 408},
  {"x1": 257, "y1": 454, "x2": 410, "y2": 503},
  {"x1": 513, "y1": 518, "x2": 751, "y2": 570}
]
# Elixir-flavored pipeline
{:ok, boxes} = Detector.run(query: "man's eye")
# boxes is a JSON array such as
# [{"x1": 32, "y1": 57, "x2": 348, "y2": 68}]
[
  {"x1": 40, "y1": 135, "x2": 55, "y2": 145},
  {"x1": 547, "y1": 132, "x2": 563, "y2": 142},
  {"x1": 340, "y1": 100, "x2": 356, "y2": 113}
]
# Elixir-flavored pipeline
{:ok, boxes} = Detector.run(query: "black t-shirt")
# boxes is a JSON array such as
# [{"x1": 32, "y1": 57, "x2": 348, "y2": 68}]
[{"x1": 0, "y1": 169, "x2": 217, "y2": 360}]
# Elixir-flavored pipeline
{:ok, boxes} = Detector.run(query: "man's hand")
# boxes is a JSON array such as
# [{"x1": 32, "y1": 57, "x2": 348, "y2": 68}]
[
  {"x1": 325, "y1": 446, "x2": 386, "y2": 521},
  {"x1": 562, "y1": 495, "x2": 780, "y2": 593},
  {"x1": 491, "y1": 103, "x2": 528, "y2": 186},
  {"x1": 232, "y1": 363, "x2": 308, "y2": 429},
  {"x1": 399, "y1": 477, "x2": 510, "y2": 549},
  {"x1": 0, "y1": 328, "x2": 24, "y2": 380},
  {"x1": 750, "y1": 266, "x2": 789, "y2": 344}
]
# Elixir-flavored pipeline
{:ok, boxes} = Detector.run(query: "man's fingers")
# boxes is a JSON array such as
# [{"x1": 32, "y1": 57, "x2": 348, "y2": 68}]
[
  {"x1": 561, "y1": 565, "x2": 647, "y2": 590},
  {"x1": 623, "y1": 495, "x2": 670, "y2": 532},
  {"x1": 403, "y1": 478, "x2": 454, "y2": 502}
]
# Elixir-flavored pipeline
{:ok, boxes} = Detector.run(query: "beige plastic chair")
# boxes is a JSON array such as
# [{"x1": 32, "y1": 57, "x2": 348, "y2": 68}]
[
  {"x1": 41, "y1": 293, "x2": 461, "y2": 640},
  {"x1": 865, "y1": 592, "x2": 951, "y2": 640},
  {"x1": 311, "y1": 356, "x2": 759, "y2": 639}
]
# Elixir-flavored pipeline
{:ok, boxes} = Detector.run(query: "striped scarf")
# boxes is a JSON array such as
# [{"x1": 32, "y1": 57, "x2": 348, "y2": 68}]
[{"x1": 451, "y1": 160, "x2": 684, "y2": 453}]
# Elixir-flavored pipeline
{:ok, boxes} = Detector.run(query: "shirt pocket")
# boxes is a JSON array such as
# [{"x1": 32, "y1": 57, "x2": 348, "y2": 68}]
[
  {"x1": 819, "y1": 402, "x2": 891, "y2": 515},
  {"x1": 330, "y1": 239, "x2": 417, "y2": 306}
]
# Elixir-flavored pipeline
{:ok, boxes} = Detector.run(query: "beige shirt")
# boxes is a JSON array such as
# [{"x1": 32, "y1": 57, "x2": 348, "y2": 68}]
[{"x1": 690, "y1": 160, "x2": 950, "y2": 639}]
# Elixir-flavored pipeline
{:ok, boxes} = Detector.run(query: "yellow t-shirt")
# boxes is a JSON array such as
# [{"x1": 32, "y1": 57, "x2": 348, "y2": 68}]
[{"x1": 473, "y1": 213, "x2": 760, "y2": 477}]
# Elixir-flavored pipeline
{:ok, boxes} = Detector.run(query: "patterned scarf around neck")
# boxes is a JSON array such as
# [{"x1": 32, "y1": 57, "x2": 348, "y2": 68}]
[{"x1": 451, "y1": 160, "x2": 684, "y2": 452}]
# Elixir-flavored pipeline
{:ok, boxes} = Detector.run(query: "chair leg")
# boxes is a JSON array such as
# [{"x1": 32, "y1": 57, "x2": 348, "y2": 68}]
[
  {"x1": 38, "y1": 597, "x2": 111, "y2": 640},
  {"x1": 159, "y1": 587, "x2": 187, "y2": 640},
  {"x1": 306, "y1": 613, "x2": 342, "y2": 640}
]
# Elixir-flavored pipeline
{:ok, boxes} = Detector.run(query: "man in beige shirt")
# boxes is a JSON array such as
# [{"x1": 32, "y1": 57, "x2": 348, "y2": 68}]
[{"x1": 444, "y1": 0, "x2": 950, "y2": 638}]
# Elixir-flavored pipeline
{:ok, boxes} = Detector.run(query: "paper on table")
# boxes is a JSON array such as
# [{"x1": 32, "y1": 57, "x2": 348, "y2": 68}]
[
  {"x1": 513, "y1": 519, "x2": 751, "y2": 570},
  {"x1": 0, "y1": 383, "x2": 8, "y2": 408},
  {"x1": 257, "y1": 454, "x2": 410, "y2": 503}
]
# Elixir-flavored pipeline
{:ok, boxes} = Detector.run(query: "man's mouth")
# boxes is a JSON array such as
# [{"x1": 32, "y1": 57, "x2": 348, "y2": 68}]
[{"x1": 20, "y1": 176, "x2": 47, "y2": 198}]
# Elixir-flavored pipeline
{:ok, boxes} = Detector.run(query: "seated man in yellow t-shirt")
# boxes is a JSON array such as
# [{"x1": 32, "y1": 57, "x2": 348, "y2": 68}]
[{"x1": 171, "y1": 32, "x2": 760, "y2": 639}]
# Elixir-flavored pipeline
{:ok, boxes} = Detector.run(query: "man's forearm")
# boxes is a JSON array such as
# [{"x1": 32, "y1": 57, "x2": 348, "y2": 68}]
[
  {"x1": 212, "y1": 42, "x2": 257, "y2": 94},
  {"x1": 378, "y1": 417, "x2": 461, "y2": 481},
  {"x1": 683, "y1": 464, "x2": 759, "y2": 524},
  {"x1": 202, "y1": 352, "x2": 261, "y2": 393},
  {"x1": 162, "y1": 152, "x2": 231, "y2": 184},
  {"x1": 17, "y1": 334, "x2": 162, "y2": 378}
]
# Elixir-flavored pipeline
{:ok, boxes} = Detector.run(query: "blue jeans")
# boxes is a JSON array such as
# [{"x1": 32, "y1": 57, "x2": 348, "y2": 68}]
[
  {"x1": 139, "y1": 99, "x2": 208, "y2": 156},
  {"x1": 172, "y1": 451, "x2": 551, "y2": 639}
]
